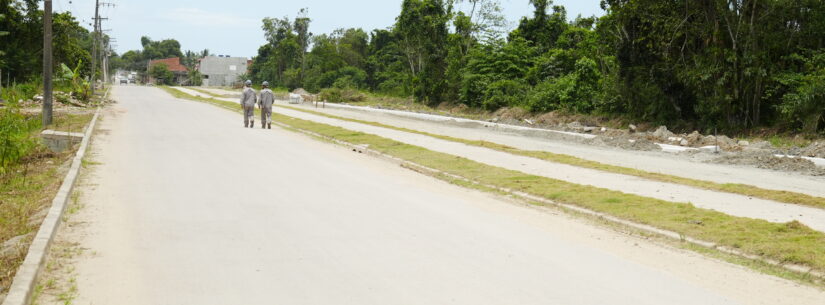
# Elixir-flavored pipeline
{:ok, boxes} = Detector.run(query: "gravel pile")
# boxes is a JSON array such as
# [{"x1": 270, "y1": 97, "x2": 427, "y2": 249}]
[{"x1": 710, "y1": 150, "x2": 825, "y2": 176}]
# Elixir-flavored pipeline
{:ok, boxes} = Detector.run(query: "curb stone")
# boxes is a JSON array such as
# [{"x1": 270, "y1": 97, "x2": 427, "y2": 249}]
[{"x1": 2, "y1": 107, "x2": 101, "y2": 305}]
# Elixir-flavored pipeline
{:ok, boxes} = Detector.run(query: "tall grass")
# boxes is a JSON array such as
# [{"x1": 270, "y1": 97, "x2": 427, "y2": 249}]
[{"x1": 0, "y1": 107, "x2": 39, "y2": 172}]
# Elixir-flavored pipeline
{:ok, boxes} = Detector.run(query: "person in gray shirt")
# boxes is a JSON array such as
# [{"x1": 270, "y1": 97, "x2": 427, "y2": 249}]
[
  {"x1": 259, "y1": 81, "x2": 275, "y2": 129},
  {"x1": 240, "y1": 80, "x2": 257, "y2": 128}
]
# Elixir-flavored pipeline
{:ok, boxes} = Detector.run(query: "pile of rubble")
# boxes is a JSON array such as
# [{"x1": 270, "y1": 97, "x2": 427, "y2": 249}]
[
  {"x1": 711, "y1": 150, "x2": 825, "y2": 176},
  {"x1": 12, "y1": 92, "x2": 90, "y2": 109}
]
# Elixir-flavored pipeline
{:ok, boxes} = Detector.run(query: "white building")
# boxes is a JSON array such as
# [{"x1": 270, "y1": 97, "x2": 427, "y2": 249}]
[{"x1": 197, "y1": 56, "x2": 250, "y2": 87}]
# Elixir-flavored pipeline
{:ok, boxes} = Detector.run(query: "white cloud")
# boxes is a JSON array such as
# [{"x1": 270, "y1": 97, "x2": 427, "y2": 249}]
[{"x1": 163, "y1": 8, "x2": 257, "y2": 28}]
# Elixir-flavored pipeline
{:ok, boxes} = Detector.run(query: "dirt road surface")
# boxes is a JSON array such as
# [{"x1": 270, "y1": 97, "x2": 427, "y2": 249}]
[{"x1": 50, "y1": 86, "x2": 825, "y2": 305}]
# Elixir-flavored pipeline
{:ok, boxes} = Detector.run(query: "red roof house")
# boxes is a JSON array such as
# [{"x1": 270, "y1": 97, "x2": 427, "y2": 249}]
[
  {"x1": 148, "y1": 57, "x2": 188, "y2": 72},
  {"x1": 147, "y1": 57, "x2": 189, "y2": 85}
]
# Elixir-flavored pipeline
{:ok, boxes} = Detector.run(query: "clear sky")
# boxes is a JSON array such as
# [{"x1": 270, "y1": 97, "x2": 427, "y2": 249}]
[{"x1": 54, "y1": 0, "x2": 603, "y2": 58}]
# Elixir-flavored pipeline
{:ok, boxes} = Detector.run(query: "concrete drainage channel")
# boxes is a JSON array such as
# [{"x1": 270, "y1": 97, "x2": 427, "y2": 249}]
[{"x1": 2, "y1": 108, "x2": 101, "y2": 305}]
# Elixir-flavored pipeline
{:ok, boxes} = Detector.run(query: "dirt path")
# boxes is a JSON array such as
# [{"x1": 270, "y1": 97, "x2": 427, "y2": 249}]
[{"x1": 36, "y1": 86, "x2": 825, "y2": 304}]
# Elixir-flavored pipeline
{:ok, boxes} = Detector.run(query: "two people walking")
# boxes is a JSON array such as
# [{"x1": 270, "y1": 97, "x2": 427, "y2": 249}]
[{"x1": 240, "y1": 80, "x2": 275, "y2": 129}]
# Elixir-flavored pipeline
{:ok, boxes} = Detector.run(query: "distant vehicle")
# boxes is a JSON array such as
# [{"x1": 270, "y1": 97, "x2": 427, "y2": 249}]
[{"x1": 120, "y1": 79, "x2": 129, "y2": 85}]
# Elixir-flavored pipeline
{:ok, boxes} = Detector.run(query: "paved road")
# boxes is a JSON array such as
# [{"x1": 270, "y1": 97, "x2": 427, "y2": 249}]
[
  {"x1": 176, "y1": 87, "x2": 825, "y2": 232},
  {"x1": 58, "y1": 86, "x2": 825, "y2": 305}
]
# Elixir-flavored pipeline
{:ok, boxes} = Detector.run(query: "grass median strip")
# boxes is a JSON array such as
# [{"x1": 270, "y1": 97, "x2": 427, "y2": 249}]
[
  {"x1": 262, "y1": 104, "x2": 825, "y2": 210},
  {"x1": 164, "y1": 86, "x2": 825, "y2": 275}
]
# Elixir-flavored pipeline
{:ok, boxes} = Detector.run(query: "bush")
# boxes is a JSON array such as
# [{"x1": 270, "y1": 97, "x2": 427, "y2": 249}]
[
  {"x1": 0, "y1": 107, "x2": 38, "y2": 172},
  {"x1": 149, "y1": 63, "x2": 174, "y2": 85},
  {"x1": 527, "y1": 74, "x2": 576, "y2": 113},
  {"x1": 1, "y1": 82, "x2": 40, "y2": 104},
  {"x1": 319, "y1": 87, "x2": 366, "y2": 103},
  {"x1": 459, "y1": 73, "x2": 489, "y2": 108},
  {"x1": 482, "y1": 79, "x2": 528, "y2": 111},
  {"x1": 526, "y1": 58, "x2": 600, "y2": 113}
]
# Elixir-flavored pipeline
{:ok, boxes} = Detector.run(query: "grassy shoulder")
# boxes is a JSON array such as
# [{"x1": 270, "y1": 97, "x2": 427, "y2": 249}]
[
  {"x1": 267, "y1": 103, "x2": 825, "y2": 210},
  {"x1": 165, "y1": 86, "x2": 825, "y2": 278},
  {"x1": 0, "y1": 111, "x2": 94, "y2": 293}
]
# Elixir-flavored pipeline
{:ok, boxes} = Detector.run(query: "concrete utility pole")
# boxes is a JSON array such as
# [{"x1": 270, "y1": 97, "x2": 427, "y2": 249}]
[
  {"x1": 42, "y1": 0, "x2": 53, "y2": 126},
  {"x1": 90, "y1": 0, "x2": 100, "y2": 96}
]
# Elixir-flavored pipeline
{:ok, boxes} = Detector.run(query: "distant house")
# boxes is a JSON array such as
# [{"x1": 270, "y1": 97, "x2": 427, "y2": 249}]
[
  {"x1": 148, "y1": 57, "x2": 188, "y2": 85},
  {"x1": 197, "y1": 56, "x2": 249, "y2": 87}
]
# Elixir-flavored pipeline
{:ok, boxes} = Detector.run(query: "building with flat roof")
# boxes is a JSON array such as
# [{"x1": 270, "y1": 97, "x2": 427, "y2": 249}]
[{"x1": 197, "y1": 56, "x2": 249, "y2": 87}]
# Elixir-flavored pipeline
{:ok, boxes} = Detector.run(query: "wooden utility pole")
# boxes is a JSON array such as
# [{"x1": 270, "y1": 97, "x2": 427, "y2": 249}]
[
  {"x1": 42, "y1": 0, "x2": 53, "y2": 126},
  {"x1": 90, "y1": 0, "x2": 99, "y2": 96}
]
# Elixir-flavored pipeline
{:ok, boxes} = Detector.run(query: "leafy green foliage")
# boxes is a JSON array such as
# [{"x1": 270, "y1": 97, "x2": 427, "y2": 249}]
[
  {"x1": 0, "y1": 13, "x2": 8, "y2": 61},
  {"x1": 1, "y1": 4, "x2": 94, "y2": 82},
  {"x1": 0, "y1": 107, "x2": 37, "y2": 172},
  {"x1": 188, "y1": 69, "x2": 204, "y2": 86},
  {"x1": 57, "y1": 60, "x2": 90, "y2": 101},
  {"x1": 149, "y1": 63, "x2": 174, "y2": 86},
  {"x1": 777, "y1": 52, "x2": 825, "y2": 133},
  {"x1": 245, "y1": 0, "x2": 825, "y2": 134}
]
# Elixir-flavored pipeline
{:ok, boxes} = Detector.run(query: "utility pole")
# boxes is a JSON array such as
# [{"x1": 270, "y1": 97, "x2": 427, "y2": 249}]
[
  {"x1": 90, "y1": 0, "x2": 99, "y2": 96},
  {"x1": 91, "y1": 1, "x2": 114, "y2": 95},
  {"x1": 42, "y1": 0, "x2": 53, "y2": 126}
]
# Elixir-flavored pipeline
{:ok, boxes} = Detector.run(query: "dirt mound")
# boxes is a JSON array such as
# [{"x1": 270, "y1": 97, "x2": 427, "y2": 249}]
[
  {"x1": 493, "y1": 107, "x2": 530, "y2": 121},
  {"x1": 709, "y1": 150, "x2": 825, "y2": 176},
  {"x1": 800, "y1": 142, "x2": 825, "y2": 158},
  {"x1": 586, "y1": 136, "x2": 660, "y2": 151},
  {"x1": 292, "y1": 88, "x2": 311, "y2": 95}
]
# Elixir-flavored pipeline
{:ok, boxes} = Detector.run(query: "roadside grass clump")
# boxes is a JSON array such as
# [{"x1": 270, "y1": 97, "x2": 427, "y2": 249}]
[
  {"x1": 166, "y1": 86, "x2": 825, "y2": 274},
  {"x1": 0, "y1": 107, "x2": 40, "y2": 171}
]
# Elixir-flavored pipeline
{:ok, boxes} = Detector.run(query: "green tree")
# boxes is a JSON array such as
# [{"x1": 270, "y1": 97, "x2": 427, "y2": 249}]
[
  {"x1": 188, "y1": 69, "x2": 203, "y2": 86},
  {"x1": 509, "y1": 0, "x2": 568, "y2": 52},
  {"x1": 396, "y1": 0, "x2": 452, "y2": 104},
  {"x1": 294, "y1": 8, "x2": 312, "y2": 84},
  {"x1": 0, "y1": 13, "x2": 8, "y2": 61},
  {"x1": 777, "y1": 51, "x2": 825, "y2": 133},
  {"x1": 149, "y1": 63, "x2": 174, "y2": 85}
]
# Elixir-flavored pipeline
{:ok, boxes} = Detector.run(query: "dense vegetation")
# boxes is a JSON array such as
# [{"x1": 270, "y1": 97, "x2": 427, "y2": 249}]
[
  {"x1": 0, "y1": 0, "x2": 97, "y2": 87},
  {"x1": 250, "y1": 0, "x2": 825, "y2": 134}
]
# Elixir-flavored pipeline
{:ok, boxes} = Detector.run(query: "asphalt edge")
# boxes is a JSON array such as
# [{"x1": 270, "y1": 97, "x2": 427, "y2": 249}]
[
  {"x1": 1, "y1": 107, "x2": 101, "y2": 305},
  {"x1": 170, "y1": 86, "x2": 825, "y2": 282}
]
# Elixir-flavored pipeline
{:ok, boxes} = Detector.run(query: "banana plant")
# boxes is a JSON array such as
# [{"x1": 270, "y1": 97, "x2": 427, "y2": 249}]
[{"x1": 58, "y1": 60, "x2": 90, "y2": 101}]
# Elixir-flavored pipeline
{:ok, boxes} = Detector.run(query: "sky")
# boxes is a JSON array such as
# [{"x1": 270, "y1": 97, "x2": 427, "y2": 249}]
[{"x1": 53, "y1": 0, "x2": 604, "y2": 58}]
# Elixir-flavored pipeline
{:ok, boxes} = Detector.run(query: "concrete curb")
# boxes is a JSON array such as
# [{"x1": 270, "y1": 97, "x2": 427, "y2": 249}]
[
  {"x1": 2, "y1": 107, "x2": 101, "y2": 305},
  {"x1": 171, "y1": 87, "x2": 825, "y2": 281}
]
